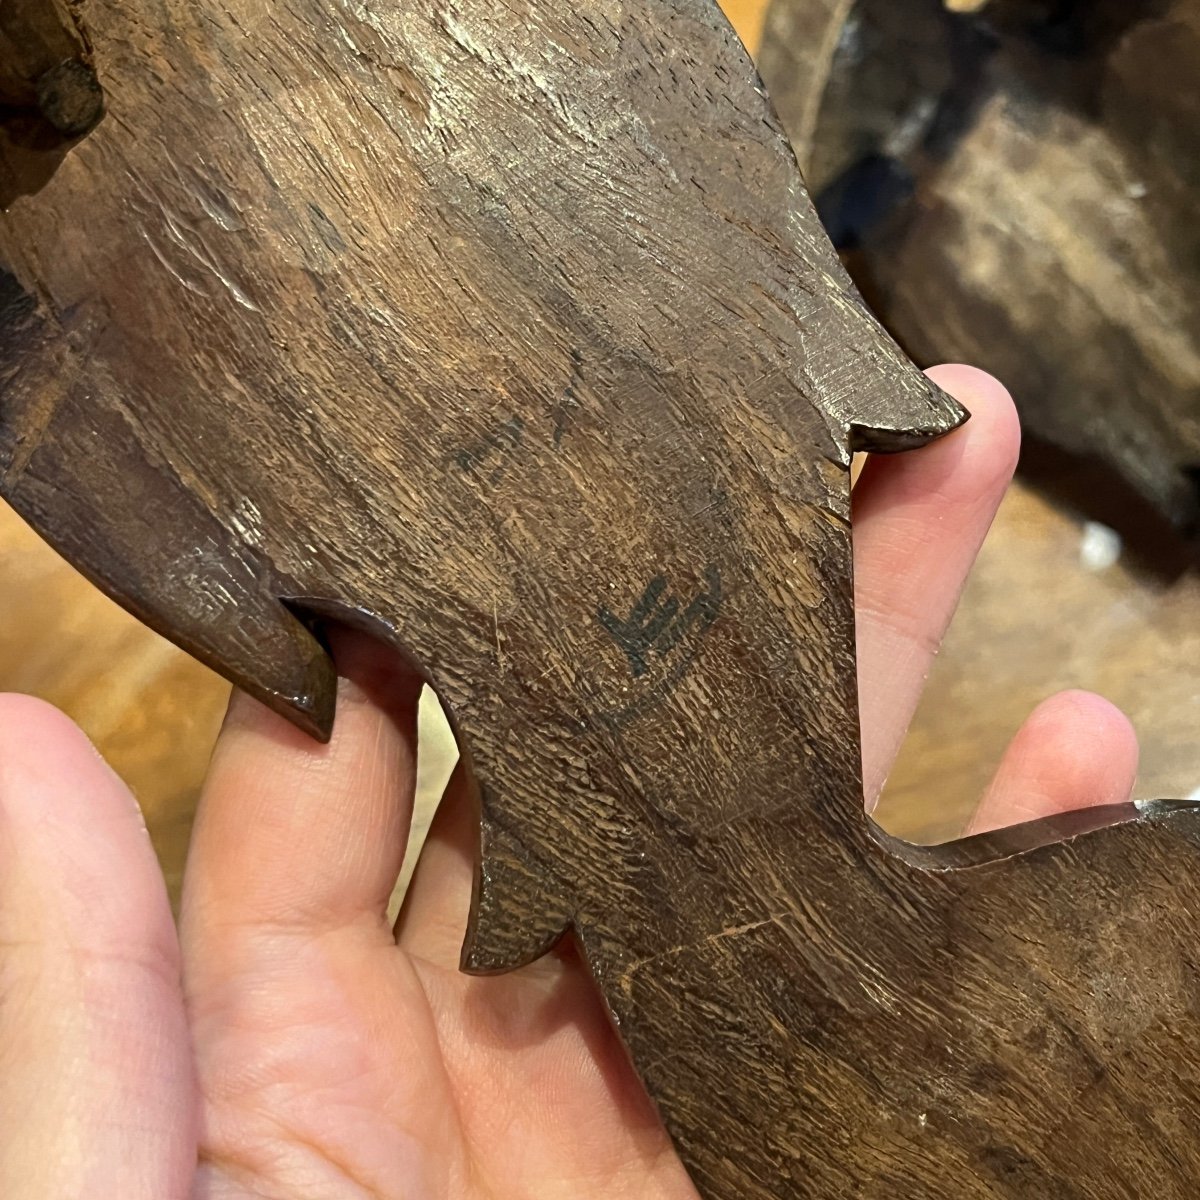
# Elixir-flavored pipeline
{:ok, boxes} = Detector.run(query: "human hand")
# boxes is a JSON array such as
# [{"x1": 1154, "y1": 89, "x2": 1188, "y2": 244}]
[{"x1": 0, "y1": 367, "x2": 1139, "y2": 1198}]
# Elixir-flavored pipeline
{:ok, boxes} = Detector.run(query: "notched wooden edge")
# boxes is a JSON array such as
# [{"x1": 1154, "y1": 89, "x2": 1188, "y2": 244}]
[
  {"x1": 279, "y1": 599, "x2": 578, "y2": 974},
  {"x1": 873, "y1": 796, "x2": 1200, "y2": 874},
  {"x1": 849, "y1": 386, "x2": 970, "y2": 453},
  {"x1": 279, "y1": 596, "x2": 438, "y2": 741},
  {"x1": 460, "y1": 822, "x2": 575, "y2": 975}
]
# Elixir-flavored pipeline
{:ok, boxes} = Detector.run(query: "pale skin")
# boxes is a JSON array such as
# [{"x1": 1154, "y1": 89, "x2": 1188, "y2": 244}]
[{"x1": 0, "y1": 366, "x2": 1139, "y2": 1199}]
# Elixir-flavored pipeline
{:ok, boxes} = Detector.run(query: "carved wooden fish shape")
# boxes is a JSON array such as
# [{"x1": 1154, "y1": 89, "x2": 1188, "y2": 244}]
[{"x1": 2, "y1": 2, "x2": 1198, "y2": 1196}]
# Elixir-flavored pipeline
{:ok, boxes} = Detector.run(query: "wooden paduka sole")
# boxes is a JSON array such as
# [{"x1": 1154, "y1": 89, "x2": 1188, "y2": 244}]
[{"x1": 1, "y1": 1, "x2": 1197, "y2": 1195}]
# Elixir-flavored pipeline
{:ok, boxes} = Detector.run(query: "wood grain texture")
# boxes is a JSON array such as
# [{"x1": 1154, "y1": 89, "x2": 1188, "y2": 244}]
[
  {"x1": 760, "y1": 0, "x2": 1200, "y2": 547},
  {"x1": 0, "y1": 497, "x2": 458, "y2": 910},
  {"x1": 2, "y1": 3, "x2": 1199, "y2": 1196},
  {"x1": 0, "y1": 0, "x2": 770, "y2": 919}
]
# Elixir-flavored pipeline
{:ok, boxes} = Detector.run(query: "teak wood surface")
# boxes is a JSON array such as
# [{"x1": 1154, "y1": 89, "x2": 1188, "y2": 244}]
[{"x1": 2, "y1": 1, "x2": 1199, "y2": 1196}]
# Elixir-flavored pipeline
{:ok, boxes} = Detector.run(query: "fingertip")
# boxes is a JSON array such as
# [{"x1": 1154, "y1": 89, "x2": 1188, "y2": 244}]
[
  {"x1": 970, "y1": 690, "x2": 1140, "y2": 835},
  {"x1": 1027, "y1": 689, "x2": 1140, "y2": 792},
  {"x1": 925, "y1": 363, "x2": 1015, "y2": 413},
  {"x1": 0, "y1": 693, "x2": 142, "y2": 839},
  {"x1": 924, "y1": 364, "x2": 1022, "y2": 492},
  {"x1": 854, "y1": 366, "x2": 1019, "y2": 533},
  {"x1": 0, "y1": 691, "x2": 98, "y2": 769},
  {"x1": 1028, "y1": 687, "x2": 1137, "y2": 737},
  {"x1": 0, "y1": 692, "x2": 171, "y2": 946}
]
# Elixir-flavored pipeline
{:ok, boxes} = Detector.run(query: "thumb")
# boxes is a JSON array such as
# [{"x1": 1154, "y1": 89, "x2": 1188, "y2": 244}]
[{"x1": 0, "y1": 695, "x2": 195, "y2": 1199}]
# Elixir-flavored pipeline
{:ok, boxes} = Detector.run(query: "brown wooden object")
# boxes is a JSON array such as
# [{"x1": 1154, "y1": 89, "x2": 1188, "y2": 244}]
[
  {"x1": 760, "y1": 0, "x2": 1200, "y2": 552},
  {"x1": 1, "y1": 3, "x2": 1198, "y2": 1196}
]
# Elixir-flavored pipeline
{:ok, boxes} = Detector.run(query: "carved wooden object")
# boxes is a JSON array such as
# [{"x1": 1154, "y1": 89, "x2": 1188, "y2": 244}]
[
  {"x1": 760, "y1": 0, "x2": 1200, "y2": 551},
  {"x1": 1, "y1": 2, "x2": 1198, "y2": 1196}
]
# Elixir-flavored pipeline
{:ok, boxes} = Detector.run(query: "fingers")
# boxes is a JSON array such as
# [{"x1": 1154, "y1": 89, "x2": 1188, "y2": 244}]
[
  {"x1": 853, "y1": 365, "x2": 1021, "y2": 810},
  {"x1": 968, "y1": 690, "x2": 1140, "y2": 835},
  {"x1": 0, "y1": 695, "x2": 194, "y2": 1200},
  {"x1": 855, "y1": 366, "x2": 1140, "y2": 831},
  {"x1": 180, "y1": 629, "x2": 423, "y2": 961}
]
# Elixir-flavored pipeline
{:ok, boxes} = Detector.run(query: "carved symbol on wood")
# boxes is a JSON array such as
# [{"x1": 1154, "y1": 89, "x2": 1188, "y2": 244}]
[
  {"x1": 598, "y1": 565, "x2": 721, "y2": 678},
  {"x1": 453, "y1": 415, "x2": 525, "y2": 479}
]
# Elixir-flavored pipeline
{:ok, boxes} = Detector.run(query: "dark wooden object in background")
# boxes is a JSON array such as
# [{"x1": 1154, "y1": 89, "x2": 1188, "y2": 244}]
[
  {"x1": 0, "y1": 0, "x2": 104, "y2": 206},
  {"x1": 1, "y1": 2, "x2": 1198, "y2": 1195},
  {"x1": 761, "y1": 0, "x2": 1200, "y2": 554}
]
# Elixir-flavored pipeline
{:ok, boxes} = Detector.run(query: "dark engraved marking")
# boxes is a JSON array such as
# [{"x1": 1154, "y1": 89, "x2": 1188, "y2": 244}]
[
  {"x1": 598, "y1": 565, "x2": 721, "y2": 678},
  {"x1": 552, "y1": 383, "x2": 578, "y2": 448},
  {"x1": 552, "y1": 347, "x2": 585, "y2": 447},
  {"x1": 453, "y1": 415, "x2": 525, "y2": 483},
  {"x1": 591, "y1": 565, "x2": 723, "y2": 731}
]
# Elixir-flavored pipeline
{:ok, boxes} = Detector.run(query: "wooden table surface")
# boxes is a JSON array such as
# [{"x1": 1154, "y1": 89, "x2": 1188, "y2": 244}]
[{"x1": 0, "y1": 0, "x2": 1194, "y2": 904}]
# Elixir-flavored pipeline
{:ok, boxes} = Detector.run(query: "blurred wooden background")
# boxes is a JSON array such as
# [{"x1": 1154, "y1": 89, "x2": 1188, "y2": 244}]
[{"x1": 0, "y1": 0, "x2": 1195, "y2": 905}]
